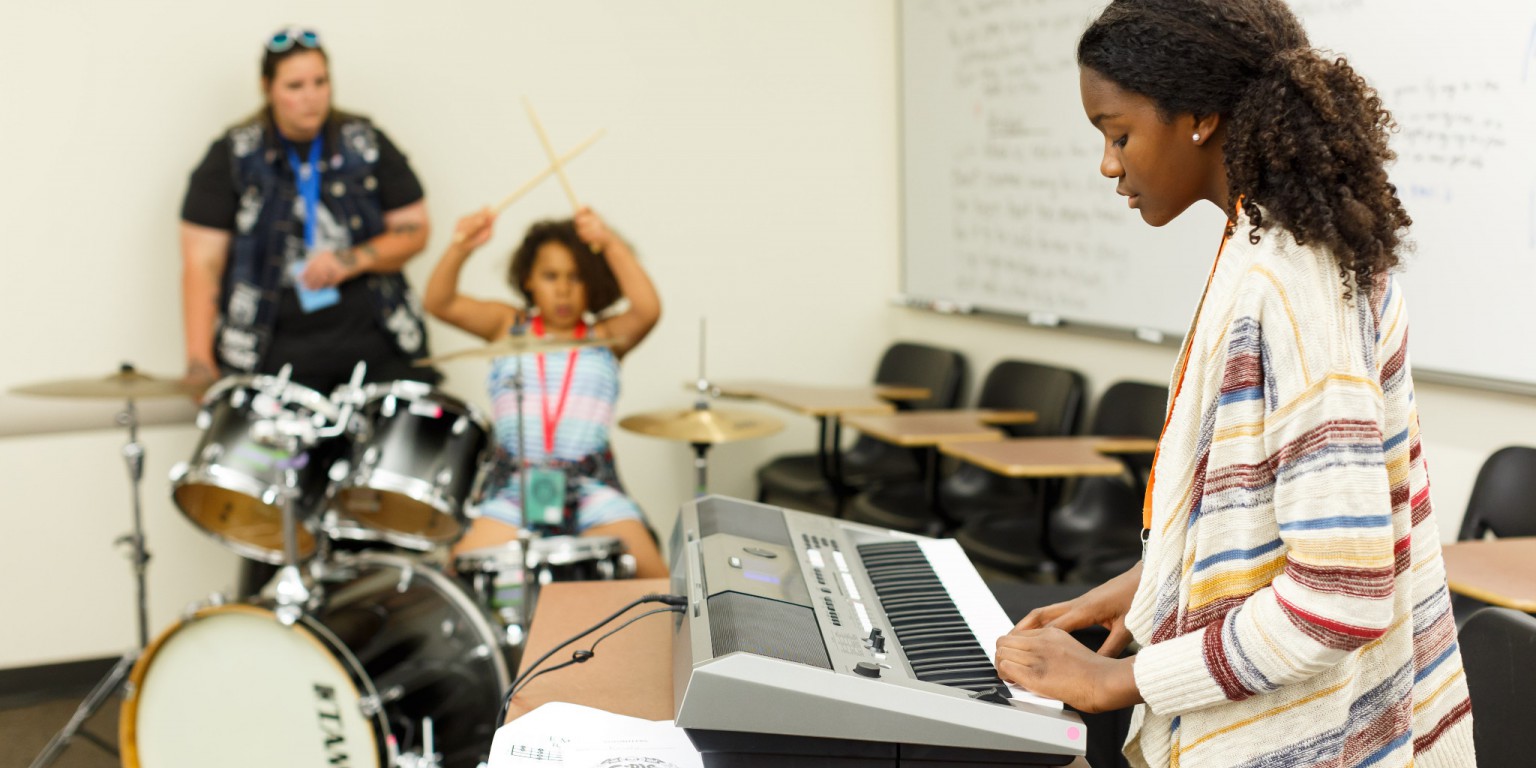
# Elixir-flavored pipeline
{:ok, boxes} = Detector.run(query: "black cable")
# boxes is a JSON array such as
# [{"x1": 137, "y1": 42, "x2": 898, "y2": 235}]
[
  {"x1": 507, "y1": 607, "x2": 682, "y2": 701},
  {"x1": 495, "y1": 593, "x2": 687, "y2": 728}
]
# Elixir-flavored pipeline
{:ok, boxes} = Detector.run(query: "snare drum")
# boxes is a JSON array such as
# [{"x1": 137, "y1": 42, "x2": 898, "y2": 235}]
[
  {"x1": 170, "y1": 375, "x2": 346, "y2": 563},
  {"x1": 453, "y1": 535, "x2": 635, "y2": 658},
  {"x1": 528, "y1": 535, "x2": 637, "y2": 585},
  {"x1": 333, "y1": 381, "x2": 491, "y2": 548},
  {"x1": 453, "y1": 537, "x2": 532, "y2": 652},
  {"x1": 120, "y1": 553, "x2": 507, "y2": 768}
]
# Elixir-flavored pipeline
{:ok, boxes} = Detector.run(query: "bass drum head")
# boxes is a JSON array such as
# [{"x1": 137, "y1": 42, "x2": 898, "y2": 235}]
[{"x1": 121, "y1": 605, "x2": 382, "y2": 768}]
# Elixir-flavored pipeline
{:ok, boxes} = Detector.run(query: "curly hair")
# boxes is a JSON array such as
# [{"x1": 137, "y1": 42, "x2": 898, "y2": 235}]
[
  {"x1": 1078, "y1": 0, "x2": 1410, "y2": 297},
  {"x1": 508, "y1": 219, "x2": 622, "y2": 315}
]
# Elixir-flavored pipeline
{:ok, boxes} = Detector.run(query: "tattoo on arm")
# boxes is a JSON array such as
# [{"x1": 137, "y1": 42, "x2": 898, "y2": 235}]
[
  {"x1": 335, "y1": 247, "x2": 358, "y2": 268},
  {"x1": 388, "y1": 222, "x2": 423, "y2": 235}
]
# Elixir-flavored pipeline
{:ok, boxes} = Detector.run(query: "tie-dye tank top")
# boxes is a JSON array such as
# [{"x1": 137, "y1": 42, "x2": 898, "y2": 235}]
[{"x1": 484, "y1": 323, "x2": 619, "y2": 465}]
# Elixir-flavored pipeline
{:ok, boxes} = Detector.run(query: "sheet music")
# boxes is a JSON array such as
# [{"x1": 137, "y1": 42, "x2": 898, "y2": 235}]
[
  {"x1": 917, "y1": 538, "x2": 1065, "y2": 711},
  {"x1": 488, "y1": 702, "x2": 703, "y2": 768}
]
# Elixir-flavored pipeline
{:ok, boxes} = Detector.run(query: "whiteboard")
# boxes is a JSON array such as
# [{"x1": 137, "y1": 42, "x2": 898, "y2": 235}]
[{"x1": 900, "y1": 0, "x2": 1536, "y2": 389}]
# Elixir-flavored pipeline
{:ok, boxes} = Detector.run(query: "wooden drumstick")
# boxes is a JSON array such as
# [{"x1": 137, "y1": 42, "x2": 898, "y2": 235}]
[
  {"x1": 452, "y1": 130, "x2": 606, "y2": 244},
  {"x1": 491, "y1": 129, "x2": 605, "y2": 215},
  {"x1": 523, "y1": 97, "x2": 582, "y2": 213}
]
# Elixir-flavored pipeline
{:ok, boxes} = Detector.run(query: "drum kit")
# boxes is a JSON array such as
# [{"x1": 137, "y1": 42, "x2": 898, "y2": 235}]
[
  {"x1": 13, "y1": 344, "x2": 635, "y2": 768},
  {"x1": 16, "y1": 325, "x2": 785, "y2": 768}
]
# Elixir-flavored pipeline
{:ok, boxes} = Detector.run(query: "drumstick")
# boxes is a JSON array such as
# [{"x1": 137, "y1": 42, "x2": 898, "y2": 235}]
[
  {"x1": 523, "y1": 97, "x2": 582, "y2": 213},
  {"x1": 451, "y1": 130, "x2": 606, "y2": 245},
  {"x1": 491, "y1": 129, "x2": 605, "y2": 215}
]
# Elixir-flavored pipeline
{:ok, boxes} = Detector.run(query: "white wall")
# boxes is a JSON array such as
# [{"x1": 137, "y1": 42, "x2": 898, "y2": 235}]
[
  {"x1": 0, "y1": 0, "x2": 900, "y2": 669},
  {"x1": 1, "y1": 1, "x2": 1530, "y2": 671}
]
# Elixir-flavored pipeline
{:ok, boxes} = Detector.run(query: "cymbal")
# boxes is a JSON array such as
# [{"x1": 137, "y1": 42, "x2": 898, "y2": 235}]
[
  {"x1": 416, "y1": 334, "x2": 615, "y2": 366},
  {"x1": 10, "y1": 368, "x2": 193, "y2": 400},
  {"x1": 619, "y1": 407, "x2": 784, "y2": 444}
]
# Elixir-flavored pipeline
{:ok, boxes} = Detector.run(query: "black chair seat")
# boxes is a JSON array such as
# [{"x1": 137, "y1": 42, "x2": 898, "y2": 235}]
[
  {"x1": 1460, "y1": 607, "x2": 1536, "y2": 767},
  {"x1": 957, "y1": 509, "x2": 1054, "y2": 582},
  {"x1": 846, "y1": 481, "x2": 936, "y2": 534}
]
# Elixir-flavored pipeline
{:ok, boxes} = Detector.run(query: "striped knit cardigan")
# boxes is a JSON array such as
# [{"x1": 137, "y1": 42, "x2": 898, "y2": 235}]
[{"x1": 1122, "y1": 223, "x2": 1475, "y2": 768}]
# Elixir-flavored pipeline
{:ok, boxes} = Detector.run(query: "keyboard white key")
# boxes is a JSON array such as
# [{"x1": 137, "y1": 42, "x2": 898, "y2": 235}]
[{"x1": 917, "y1": 539, "x2": 1064, "y2": 710}]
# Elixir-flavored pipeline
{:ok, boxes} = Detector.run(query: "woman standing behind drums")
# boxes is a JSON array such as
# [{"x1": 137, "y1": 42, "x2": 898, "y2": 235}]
[
  {"x1": 425, "y1": 206, "x2": 667, "y2": 578},
  {"x1": 178, "y1": 28, "x2": 440, "y2": 595},
  {"x1": 179, "y1": 27, "x2": 439, "y2": 396}
]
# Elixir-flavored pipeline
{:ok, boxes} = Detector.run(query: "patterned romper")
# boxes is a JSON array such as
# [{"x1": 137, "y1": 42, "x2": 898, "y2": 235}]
[{"x1": 475, "y1": 322, "x2": 642, "y2": 532}]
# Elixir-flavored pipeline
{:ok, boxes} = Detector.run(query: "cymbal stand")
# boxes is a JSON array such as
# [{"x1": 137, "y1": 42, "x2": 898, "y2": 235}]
[
  {"x1": 28, "y1": 365, "x2": 154, "y2": 768},
  {"x1": 689, "y1": 318, "x2": 717, "y2": 496},
  {"x1": 487, "y1": 321, "x2": 537, "y2": 536}
]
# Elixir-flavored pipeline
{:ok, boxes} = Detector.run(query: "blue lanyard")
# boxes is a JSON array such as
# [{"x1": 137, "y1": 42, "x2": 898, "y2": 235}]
[{"x1": 284, "y1": 137, "x2": 323, "y2": 251}]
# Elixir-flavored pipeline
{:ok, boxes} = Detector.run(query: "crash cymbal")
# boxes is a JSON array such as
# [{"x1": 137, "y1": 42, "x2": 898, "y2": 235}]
[
  {"x1": 416, "y1": 334, "x2": 616, "y2": 366},
  {"x1": 619, "y1": 406, "x2": 784, "y2": 445},
  {"x1": 10, "y1": 367, "x2": 193, "y2": 400}
]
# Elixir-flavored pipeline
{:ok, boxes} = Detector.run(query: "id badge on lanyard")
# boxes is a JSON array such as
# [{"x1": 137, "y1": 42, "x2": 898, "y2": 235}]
[
  {"x1": 530, "y1": 316, "x2": 585, "y2": 527},
  {"x1": 286, "y1": 137, "x2": 340, "y2": 312},
  {"x1": 525, "y1": 467, "x2": 567, "y2": 527}
]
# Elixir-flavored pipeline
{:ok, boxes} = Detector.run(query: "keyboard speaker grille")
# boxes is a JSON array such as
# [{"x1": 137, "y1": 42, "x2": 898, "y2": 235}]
[
  {"x1": 708, "y1": 591, "x2": 831, "y2": 670},
  {"x1": 696, "y1": 497, "x2": 792, "y2": 546}
]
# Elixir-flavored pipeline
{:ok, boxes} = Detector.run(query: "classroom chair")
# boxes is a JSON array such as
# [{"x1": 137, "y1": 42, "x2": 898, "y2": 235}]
[
  {"x1": 1452, "y1": 445, "x2": 1536, "y2": 624},
  {"x1": 755, "y1": 341, "x2": 966, "y2": 515},
  {"x1": 1458, "y1": 606, "x2": 1536, "y2": 768},
  {"x1": 846, "y1": 359, "x2": 1086, "y2": 536},
  {"x1": 1044, "y1": 381, "x2": 1168, "y2": 584}
]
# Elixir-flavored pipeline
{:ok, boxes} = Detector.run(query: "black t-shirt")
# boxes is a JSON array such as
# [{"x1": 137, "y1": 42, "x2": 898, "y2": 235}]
[{"x1": 181, "y1": 119, "x2": 433, "y2": 393}]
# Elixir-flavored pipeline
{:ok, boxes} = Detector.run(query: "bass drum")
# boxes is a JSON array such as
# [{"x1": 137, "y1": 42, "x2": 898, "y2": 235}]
[{"x1": 120, "y1": 553, "x2": 508, "y2": 768}]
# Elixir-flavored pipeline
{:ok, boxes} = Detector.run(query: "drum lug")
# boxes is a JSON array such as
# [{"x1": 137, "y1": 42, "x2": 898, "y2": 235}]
[
  {"x1": 618, "y1": 553, "x2": 638, "y2": 579},
  {"x1": 169, "y1": 461, "x2": 189, "y2": 483},
  {"x1": 328, "y1": 458, "x2": 352, "y2": 482},
  {"x1": 451, "y1": 415, "x2": 468, "y2": 436},
  {"x1": 397, "y1": 565, "x2": 414, "y2": 593},
  {"x1": 195, "y1": 409, "x2": 212, "y2": 431},
  {"x1": 504, "y1": 625, "x2": 526, "y2": 649},
  {"x1": 207, "y1": 591, "x2": 227, "y2": 607},
  {"x1": 200, "y1": 443, "x2": 223, "y2": 462},
  {"x1": 434, "y1": 467, "x2": 455, "y2": 488},
  {"x1": 358, "y1": 684, "x2": 404, "y2": 717}
]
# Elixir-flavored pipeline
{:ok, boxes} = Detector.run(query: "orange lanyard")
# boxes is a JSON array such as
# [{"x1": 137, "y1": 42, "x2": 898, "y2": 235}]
[{"x1": 1142, "y1": 202, "x2": 1242, "y2": 530}]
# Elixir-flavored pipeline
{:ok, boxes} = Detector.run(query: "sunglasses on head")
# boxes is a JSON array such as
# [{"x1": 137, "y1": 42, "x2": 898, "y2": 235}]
[{"x1": 266, "y1": 28, "x2": 321, "y2": 53}]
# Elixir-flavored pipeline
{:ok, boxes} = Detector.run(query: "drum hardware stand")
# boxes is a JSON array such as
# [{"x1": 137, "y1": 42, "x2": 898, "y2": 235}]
[
  {"x1": 257, "y1": 364, "x2": 366, "y2": 624},
  {"x1": 28, "y1": 365, "x2": 156, "y2": 768},
  {"x1": 394, "y1": 716, "x2": 441, "y2": 768}
]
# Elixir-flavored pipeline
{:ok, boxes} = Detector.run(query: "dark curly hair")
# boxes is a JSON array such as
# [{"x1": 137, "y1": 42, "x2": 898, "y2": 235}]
[
  {"x1": 508, "y1": 220, "x2": 622, "y2": 315},
  {"x1": 1078, "y1": 0, "x2": 1410, "y2": 297}
]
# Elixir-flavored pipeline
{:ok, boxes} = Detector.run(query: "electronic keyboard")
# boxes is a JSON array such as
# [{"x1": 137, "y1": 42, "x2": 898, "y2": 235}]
[{"x1": 669, "y1": 495, "x2": 1086, "y2": 767}]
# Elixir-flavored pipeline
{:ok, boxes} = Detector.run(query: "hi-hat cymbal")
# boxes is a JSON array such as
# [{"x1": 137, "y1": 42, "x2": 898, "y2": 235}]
[
  {"x1": 416, "y1": 334, "x2": 615, "y2": 366},
  {"x1": 10, "y1": 368, "x2": 193, "y2": 400},
  {"x1": 619, "y1": 406, "x2": 784, "y2": 444}
]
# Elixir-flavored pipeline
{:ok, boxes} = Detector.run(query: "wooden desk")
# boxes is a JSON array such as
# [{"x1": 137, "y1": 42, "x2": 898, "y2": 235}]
[
  {"x1": 507, "y1": 578, "x2": 675, "y2": 722},
  {"x1": 710, "y1": 380, "x2": 933, "y2": 515},
  {"x1": 941, "y1": 436, "x2": 1157, "y2": 478},
  {"x1": 840, "y1": 409, "x2": 1036, "y2": 447},
  {"x1": 712, "y1": 380, "x2": 930, "y2": 417},
  {"x1": 1441, "y1": 538, "x2": 1536, "y2": 612},
  {"x1": 507, "y1": 578, "x2": 1090, "y2": 767}
]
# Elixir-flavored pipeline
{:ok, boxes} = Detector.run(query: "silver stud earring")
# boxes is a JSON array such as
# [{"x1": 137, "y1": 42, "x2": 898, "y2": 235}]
[{"x1": 1192, "y1": 133, "x2": 1201, "y2": 142}]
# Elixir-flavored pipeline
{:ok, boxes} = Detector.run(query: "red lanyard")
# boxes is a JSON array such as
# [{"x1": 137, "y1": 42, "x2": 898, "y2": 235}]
[
  {"x1": 531, "y1": 316, "x2": 585, "y2": 456},
  {"x1": 1143, "y1": 201, "x2": 1242, "y2": 530}
]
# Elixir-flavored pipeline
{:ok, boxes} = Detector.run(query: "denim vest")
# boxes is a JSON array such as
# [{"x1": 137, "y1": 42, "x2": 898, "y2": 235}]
[{"x1": 216, "y1": 112, "x2": 429, "y2": 373}]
